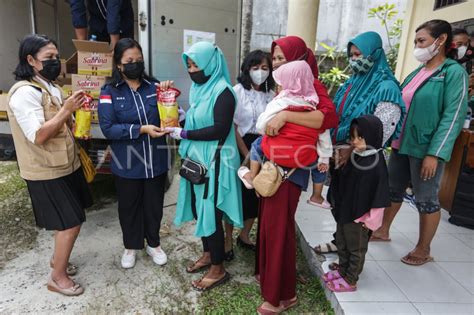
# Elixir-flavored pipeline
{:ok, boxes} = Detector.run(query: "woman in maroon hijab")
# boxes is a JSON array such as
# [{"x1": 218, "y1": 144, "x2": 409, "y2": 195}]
[{"x1": 255, "y1": 36, "x2": 337, "y2": 314}]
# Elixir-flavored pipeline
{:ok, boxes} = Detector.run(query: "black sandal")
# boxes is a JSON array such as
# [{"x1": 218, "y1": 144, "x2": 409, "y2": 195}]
[
  {"x1": 224, "y1": 249, "x2": 234, "y2": 262},
  {"x1": 237, "y1": 237, "x2": 256, "y2": 251},
  {"x1": 192, "y1": 272, "x2": 231, "y2": 292},
  {"x1": 186, "y1": 260, "x2": 211, "y2": 274}
]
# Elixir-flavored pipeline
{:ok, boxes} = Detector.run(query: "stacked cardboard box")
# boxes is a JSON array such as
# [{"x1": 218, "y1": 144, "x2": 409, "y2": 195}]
[
  {"x1": 57, "y1": 40, "x2": 113, "y2": 123},
  {"x1": 0, "y1": 93, "x2": 8, "y2": 120}
]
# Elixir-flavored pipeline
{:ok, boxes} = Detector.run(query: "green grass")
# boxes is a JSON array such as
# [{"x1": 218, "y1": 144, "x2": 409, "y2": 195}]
[
  {"x1": 198, "y1": 235, "x2": 334, "y2": 314},
  {"x1": 0, "y1": 162, "x2": 37, "y2": 269}
]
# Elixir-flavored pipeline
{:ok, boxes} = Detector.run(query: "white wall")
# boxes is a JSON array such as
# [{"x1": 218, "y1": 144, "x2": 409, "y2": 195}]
[
  {"x1": 250, "y1": 0, "x2": 407, "y2": 52},
  {"x1": 317, "y1": 0, "x2": 407, "y2": 51}
]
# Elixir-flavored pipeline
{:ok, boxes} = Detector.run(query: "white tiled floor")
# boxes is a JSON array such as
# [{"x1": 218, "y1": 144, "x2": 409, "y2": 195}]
[{"x1": 296, "y1": 189, "x2": 474, "y2": 315}]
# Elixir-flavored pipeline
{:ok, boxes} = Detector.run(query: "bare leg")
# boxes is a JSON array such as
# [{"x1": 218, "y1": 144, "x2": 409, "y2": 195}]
[
  {"x1": 239, "y1": 218, "x2": 255, "y2": 244},
  {"x1": 186, "y1": 252, "x2": 211, "y2": 272},
  {"x1": 372, "y1": 202, "x2": 403, "y2": 240},
  {"x1": 224, "y1": 222, "x2": 234, "y2": 253},
  {"x1": 51, "y1": 225, "x2": 81, "y2": 288},
  {"x1": 192, "y1": 263, "x2": 227, "y2": 289},
  {"x1": 410, "y1": 211, "x2": 441, "y2": 257},
  {"x1": 309, "y1": 183, "x2": 325, "y2": 204}
]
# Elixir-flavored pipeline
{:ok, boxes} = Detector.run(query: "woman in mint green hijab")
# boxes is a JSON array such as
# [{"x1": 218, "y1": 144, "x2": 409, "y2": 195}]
[
  {"x1": 166, "y1": 41, "x2": 243, "y2": 291},
  {"x1": 314, "y1": 31, "x2": 405, "y2": 255}
]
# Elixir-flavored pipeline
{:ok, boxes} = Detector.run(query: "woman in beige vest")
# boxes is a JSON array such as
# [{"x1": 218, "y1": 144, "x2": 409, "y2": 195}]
[{"x1": 7, "y1": 34, "x2": 93, "y2": 296}]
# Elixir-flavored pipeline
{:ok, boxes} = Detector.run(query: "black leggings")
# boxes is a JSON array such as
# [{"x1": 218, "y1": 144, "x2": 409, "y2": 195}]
[{"x1": 190, "y1": 184, "x2": 225, "y2": 265}]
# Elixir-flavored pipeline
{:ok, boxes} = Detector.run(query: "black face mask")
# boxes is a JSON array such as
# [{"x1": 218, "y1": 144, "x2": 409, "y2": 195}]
[
  {"x1": 122, "y1": 61, "x2": 145, "y2": 80},
  {"x1": 189, "y1": 70, "x2": 211, "y2": 84},
  {"x1": 38, "y1": 59, "x2": 61, "y2": 81}
]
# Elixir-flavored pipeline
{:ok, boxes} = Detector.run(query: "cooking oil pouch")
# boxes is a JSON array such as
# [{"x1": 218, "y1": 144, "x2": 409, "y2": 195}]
[
  {"x1": 157, "y1": 87, "x2": 181, "y2": 128},
  {"x1": 74, "y1": 93, "x2": 93, "y2": 139}
]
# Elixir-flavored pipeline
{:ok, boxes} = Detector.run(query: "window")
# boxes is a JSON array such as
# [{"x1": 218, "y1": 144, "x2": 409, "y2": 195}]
[{"x1": 434, "y1": 0, "x2": 465, "y2": 10}]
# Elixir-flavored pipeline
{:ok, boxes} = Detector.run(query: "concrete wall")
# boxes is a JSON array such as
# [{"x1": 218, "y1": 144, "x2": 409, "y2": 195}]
[
  {"x1": 250, "y1": 0, "x2": 288, "y2": 52},
  {"x1": 250, "y1": 0, "x2": 407, "y2": 52},
  {"x1": 0, "y1": 0, "x2": 32, "y2": 92},
  {"x1": 396, "y1": 0, "x2": 474, "y2": 80}
]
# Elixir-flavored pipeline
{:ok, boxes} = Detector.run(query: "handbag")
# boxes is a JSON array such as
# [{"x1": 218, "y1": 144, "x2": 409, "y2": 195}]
[
  {"x1": 179, "y1": 157, "x2": 208, "y2": 185},
  {"x1": 253, "y1": 161, "x2": 296, "y2": 198},
  {"x1": 78, "y1": 145, "x2": 96, "y2": 183},
  {"x1": 179, "y1": 138, "x2": 224, "y2": 185}
]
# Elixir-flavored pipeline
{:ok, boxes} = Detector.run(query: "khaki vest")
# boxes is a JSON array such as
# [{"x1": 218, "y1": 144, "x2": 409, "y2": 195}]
[{"x1": 7, "y1": 80, "x2": 80, "y2": 181}]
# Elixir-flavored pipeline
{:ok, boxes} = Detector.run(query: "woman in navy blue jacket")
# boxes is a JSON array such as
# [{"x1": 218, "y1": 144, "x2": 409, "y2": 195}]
[{"x1": 98, "y1": 38, "x2": 170, "y2": 269}]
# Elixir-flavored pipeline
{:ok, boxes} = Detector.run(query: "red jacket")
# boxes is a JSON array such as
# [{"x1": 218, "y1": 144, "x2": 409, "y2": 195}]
[{"x1": 314, "y1": 79, "x2": 339, "y2": 130}]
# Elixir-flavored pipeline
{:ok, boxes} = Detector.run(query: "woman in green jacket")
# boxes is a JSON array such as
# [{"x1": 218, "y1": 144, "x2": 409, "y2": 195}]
[{"x1": 372, "y1": 20, "x2": 469, "y2": 266}]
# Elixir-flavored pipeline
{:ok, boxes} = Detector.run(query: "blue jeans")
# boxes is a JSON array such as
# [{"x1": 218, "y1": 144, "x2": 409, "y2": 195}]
[
  {"x1": 250, "y1": 136, "x2": 264, "y2": 162},
  {"x1": 311, "y1": 168, "x2": 327, "y2": 184}
]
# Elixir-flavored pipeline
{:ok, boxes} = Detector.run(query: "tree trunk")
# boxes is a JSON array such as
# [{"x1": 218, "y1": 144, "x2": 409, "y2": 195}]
[{"x1": 240, "y1": 0, "x2": 253, "y2": 60}]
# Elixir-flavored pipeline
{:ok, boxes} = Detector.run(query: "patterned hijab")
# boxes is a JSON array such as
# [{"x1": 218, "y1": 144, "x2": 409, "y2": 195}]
[{"x1": 333, "y1": 31, "x2": 405, "y2": 143}]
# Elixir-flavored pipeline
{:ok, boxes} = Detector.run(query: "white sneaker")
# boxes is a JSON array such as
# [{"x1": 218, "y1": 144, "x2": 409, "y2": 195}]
[
  {"x1": 121, "y1": 249, "x2": 136, "y2": 269},
  {"x1": 146, "y1": 245, "x2": 167, "y2": 266}
]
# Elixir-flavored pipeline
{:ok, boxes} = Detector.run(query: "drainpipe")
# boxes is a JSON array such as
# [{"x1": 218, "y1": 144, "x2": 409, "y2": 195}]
[{"x1": 29, "y1": 0, "x2": 36, "y2": 34}]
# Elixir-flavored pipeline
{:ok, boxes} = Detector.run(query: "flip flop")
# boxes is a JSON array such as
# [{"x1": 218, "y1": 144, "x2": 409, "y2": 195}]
[
  {"x1": 401, "y1": 253, "x2": 434, "y2": 266},
  {"x1": 307, "y1": 199, "x2": 332, "y2": 209},
  {"x1": 369, "y1": 235, "x2": 391, "y2": 242},
  {"x1": 186, "y1": 260, "x2": 211, "y2": 274},
  {"x1": 47, "y1": 278, "x2": 84, "y2": 296},
  {"x1": 238, "y1": 166, "x2": 254, "y2": 189},
  {"x1": 280, "y1": 298, "x2": 297, "y2": 311},
  {"x1": 322, "y1": 270, "x2": 341, "y2": 282},
  {"x1": 326, "y1": 277, "x2": 357, "y2": 293},
  {"x1": 257, "y1": 302, "x2": 283, "y2": 314},
  {"x1": 192, "y1": 272, "x2": 231, "y2": 292},
  {"x1": 313, "y1": 242, "x2": 338, "y2": 254}
]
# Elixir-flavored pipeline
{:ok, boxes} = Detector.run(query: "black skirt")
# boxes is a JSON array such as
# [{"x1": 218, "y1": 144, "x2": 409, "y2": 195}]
[
  {"x1": 26, "y1": 167, "x2": 93, "y2": 231},
  {"x1": 241, "y1": 134, "x2": 260, "y2": 221}
]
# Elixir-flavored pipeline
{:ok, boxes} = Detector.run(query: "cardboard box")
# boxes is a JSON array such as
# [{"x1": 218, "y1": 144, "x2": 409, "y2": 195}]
[
  {"x1": 55, "y1": 73, "x2": 71, "y2": 87},
  {"x1": 72, "y1": 74, "x2": 106, "y2": 99},
  {"x1": 0, "y1": 93, "x2": 8, "y2": 120},
  {"x1": 72, "y1": 40, "x2": 113, "y2": 76},
  {"x1": 91, "y1": 100, "x2": 99, "y2": 123},
  {"x1": 61, "y1": 85, "x2": 73, "y2": 98}
]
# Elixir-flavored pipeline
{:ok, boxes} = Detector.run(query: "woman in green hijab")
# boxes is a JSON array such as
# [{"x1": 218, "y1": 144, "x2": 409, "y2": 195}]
[
  {"x1": 166, "y1": 41, "x2": 243, "y2": 291},
  {"x1": 314, "y1": 31, "x2": 405, "y2": 255}
]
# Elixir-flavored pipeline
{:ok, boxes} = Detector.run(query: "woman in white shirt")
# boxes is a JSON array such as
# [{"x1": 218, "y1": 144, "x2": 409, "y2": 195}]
[
  {"x1": 8, "y1": 34, "x2": 91, "y2": 296},
  {"x1": 224, "y1": 50, "x2": 275, "y2": 259}
]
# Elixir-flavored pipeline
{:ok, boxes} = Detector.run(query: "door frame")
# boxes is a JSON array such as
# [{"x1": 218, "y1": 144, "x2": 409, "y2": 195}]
[{"x1": 137, "y1": 0, "x2": 153, "y2": 75}]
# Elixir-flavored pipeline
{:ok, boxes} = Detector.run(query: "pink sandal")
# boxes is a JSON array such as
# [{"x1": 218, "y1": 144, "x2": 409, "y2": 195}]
[
  {"x1": 326, "y1": 277, "x2": 357, "y2": 292},
  {"x1": 322, "y1": 270, "x2": 342, "y2": 282}
]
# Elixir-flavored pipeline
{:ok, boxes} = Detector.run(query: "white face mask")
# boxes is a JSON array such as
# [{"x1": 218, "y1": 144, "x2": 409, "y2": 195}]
[
  {"x1": 249, "y1": 69, "x2": 270, "y2": 86},
  {"x1": 413, "y1": 38, "x2": 440, "y2": 63},
  {"x1": 457, "y1": 45, "x2": 468, "y2": 60}
]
